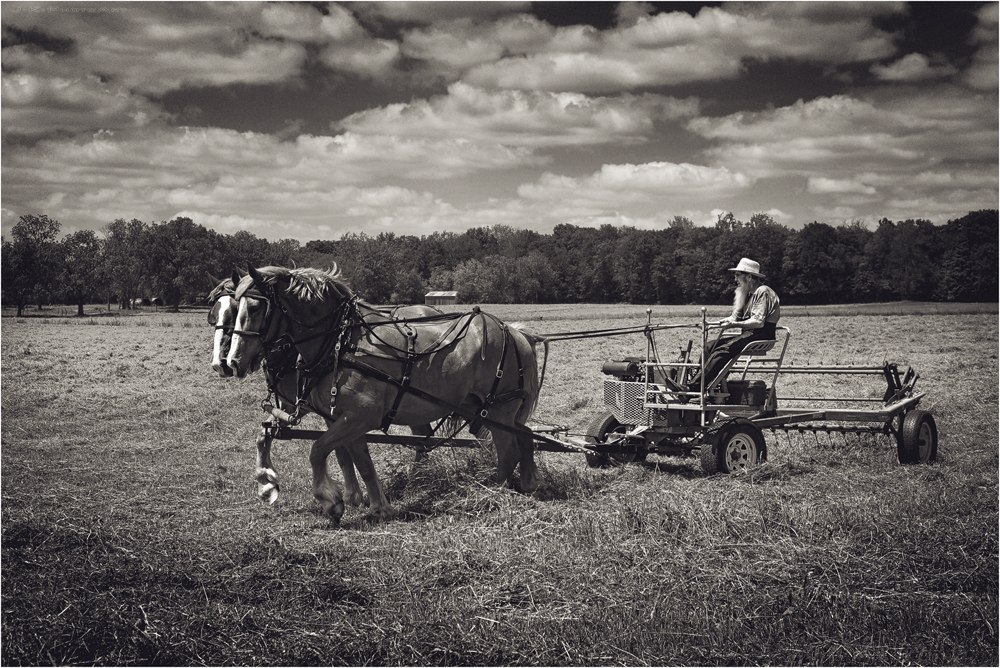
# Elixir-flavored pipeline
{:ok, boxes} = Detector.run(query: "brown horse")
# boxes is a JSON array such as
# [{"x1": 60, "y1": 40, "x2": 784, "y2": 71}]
[
  {"x1": 207, "y1": 271, "x2": 457, "y2": 509},
  {"x1": 226, "y1": 265, "x2": 545, "y2": 522}
]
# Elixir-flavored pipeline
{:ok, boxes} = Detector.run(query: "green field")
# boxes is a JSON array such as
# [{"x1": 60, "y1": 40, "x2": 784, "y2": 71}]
[{"x1": 2, "y1": 304, "x2": 997, "y2": 665}]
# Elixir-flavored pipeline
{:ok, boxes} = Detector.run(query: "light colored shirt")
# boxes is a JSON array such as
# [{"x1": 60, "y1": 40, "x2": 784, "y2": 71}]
[{"x1": 737, "y1": 285, "x2": 780, "y2": 325}]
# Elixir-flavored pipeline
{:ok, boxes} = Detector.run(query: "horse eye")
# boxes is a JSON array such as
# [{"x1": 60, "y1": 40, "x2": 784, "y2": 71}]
[{"x1": 247, "y1": 300, "x2": 262, "y2": 313}]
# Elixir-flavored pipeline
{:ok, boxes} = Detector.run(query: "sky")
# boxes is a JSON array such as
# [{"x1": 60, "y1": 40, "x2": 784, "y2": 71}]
[{"x1": 2, "y1": 1, "x2": 997, "y2": 243}]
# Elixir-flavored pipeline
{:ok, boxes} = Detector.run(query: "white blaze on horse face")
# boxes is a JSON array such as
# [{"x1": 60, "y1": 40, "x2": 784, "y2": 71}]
[
  {"x1": 227, "y1": 296, "x2": 265, "y2": 378},
  {"x1": 211, "y1": 295, "x2": 236, "y2": 377}
]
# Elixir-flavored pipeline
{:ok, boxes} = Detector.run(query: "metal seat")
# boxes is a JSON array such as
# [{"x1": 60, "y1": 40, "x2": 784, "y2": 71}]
[{"x1": 705, "y1": 339, "x2": 777, "y2": 393}]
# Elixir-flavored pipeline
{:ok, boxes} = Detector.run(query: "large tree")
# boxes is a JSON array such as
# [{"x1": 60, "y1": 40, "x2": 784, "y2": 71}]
[
  {"x1": 2, "y1": 214, "x2": 61, "y2": 316},
  {"x1": 145, "y1": 217, "x2": 223, "y2": 308},
  {"x1": 59, "y1": 230, "x2": 105, "y2": 316},
  {"x1": 103, "y1": 218, "x2": 149, "y2": 309}
]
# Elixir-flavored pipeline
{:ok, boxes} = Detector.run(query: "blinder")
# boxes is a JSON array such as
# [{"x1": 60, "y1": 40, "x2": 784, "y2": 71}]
[{"x1": 208, "y1": 299, "x2": 223, "y2": 326}]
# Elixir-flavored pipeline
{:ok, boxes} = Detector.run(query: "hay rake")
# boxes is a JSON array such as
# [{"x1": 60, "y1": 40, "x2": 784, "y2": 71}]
[{"x1": 582, "y1": 308, "x2": 938, "y2": 473}]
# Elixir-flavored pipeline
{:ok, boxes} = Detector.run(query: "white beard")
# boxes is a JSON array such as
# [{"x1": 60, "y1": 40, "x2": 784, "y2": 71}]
[{"x1": 733, "y1": 281, "x2": 752, "y2": 317}]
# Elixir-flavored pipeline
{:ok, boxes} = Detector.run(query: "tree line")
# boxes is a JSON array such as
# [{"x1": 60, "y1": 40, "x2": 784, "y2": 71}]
[{"x1": 2, "y1": 209, "x2": 996, "y2": 316}]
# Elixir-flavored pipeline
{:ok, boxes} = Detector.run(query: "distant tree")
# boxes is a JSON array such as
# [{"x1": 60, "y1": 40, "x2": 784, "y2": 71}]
[
  {"x1": 391, "y1": 269, "x2": 425, "y2": 304},
  {"x1": 426, "y1": 266, "x2": 454, "y2": 291},
  {"x1": 145, "y1": 217, "x2": 222, "y2": 308},
  {"x1": 268, "y1": 238, "x2": 301, "y2": 266},
  {"x1": 892, "y1": 219, "x2": 939, "y2": 300},
  {"x1": 103, "y1": 218, "x2": 149, "y2": 309},
  {"x1": 452, "y1": 258, "x2": 488, "y2": 303},
  {"x1": 224, "y1": 230, "x2": 271, "y2": 271},
  {"x1": 304, "y1": 239, "x2": 337, "y2": 255},
  {"x1": 512, "y1": 251, "x2": 557, "y2": 303},
  {"x1": 2, "y1": 214, "x2": 61, "y2": 316},
  {"x1": 937, "y1": 209, "x2": 999, "y2": 301},
  {"x1": 782, "y1": 222, "x2": 847, "y2": 304},
  {"x1": 59, "y1": 229, "x2": 105, "y2": 316},
  {"x1": 338, "y1": 232, "x2": 399, "y2": 304}
]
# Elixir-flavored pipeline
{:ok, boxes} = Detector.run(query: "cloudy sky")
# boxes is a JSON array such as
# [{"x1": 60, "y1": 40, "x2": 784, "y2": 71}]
[{"x1": 2, "y1": 1, "x2": 997, "y2": 242}]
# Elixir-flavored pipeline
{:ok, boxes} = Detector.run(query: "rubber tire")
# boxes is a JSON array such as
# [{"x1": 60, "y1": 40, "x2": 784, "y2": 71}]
[
  {"x1": 700, "y1": 418, "x2": 766, "y2": 475},
  {"x1": 584, "y1": 412, "x2": 646, "y2": 468},
  {"x1": 897, "y1": 410, "x2": 938, "y2": 464}
]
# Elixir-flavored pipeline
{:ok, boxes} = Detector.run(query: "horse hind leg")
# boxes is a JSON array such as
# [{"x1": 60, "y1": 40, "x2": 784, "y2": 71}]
[
  {"x1": 410, "y1": 423, "x2": 433, "y2": 462},
  {"x1": 310, "y1": 435, "x2": 346, "y2": 523},
  {"x1": 516, "y1": 430, "x2": 539, "y2": 494},
  {"x1": 343, "y1": 437, "x2": 395, "y2": 520},
  {"x1": 488, "y1": 404, "x2": 539, "y2": 494},
  {"x1": 255, "y1": 427, "x2": 280, "y2": 504},
  {"x1": 333, "y1": 448, "x2": 367, "y2": 507}
]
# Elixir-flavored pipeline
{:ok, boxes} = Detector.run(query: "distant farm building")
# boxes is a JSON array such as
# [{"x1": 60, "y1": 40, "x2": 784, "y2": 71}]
[{"x1": 424, "y1": 291, "x2": 458, "y2": 306}]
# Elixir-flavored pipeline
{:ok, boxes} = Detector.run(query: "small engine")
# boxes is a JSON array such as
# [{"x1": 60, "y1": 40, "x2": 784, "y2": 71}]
[{"x1": 600, "y1": 357, "x2": 647, "y2": 383}]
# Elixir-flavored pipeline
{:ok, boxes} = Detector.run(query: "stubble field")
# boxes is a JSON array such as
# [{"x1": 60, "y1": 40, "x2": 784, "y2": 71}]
[{"x1": 2, "y1": 303, "x2": 997, "y2": 666}]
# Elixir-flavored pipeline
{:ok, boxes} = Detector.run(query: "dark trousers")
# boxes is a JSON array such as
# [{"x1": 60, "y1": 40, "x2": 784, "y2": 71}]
[{"x1": 689, "y1": 322, "x2": 777, "y2": 389}]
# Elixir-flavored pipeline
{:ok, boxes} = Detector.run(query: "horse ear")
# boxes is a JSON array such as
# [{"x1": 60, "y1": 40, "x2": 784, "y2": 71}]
[
  {"x1": 206, "y1": 271, "x2": 222, "y2": 288},
  {"x1": 230, "y1": 269, "x2": 241, "y2": 286},
  {"x1": 248, "y1": 266, "x2": 264, "y2": 286}
]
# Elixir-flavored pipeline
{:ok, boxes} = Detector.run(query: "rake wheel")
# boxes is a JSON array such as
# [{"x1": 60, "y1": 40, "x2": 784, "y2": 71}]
[
  {"x1": 584, "y1": 412, "x2": 647, "y2": 468},
  {"x1": 897, "y1": 409, "x2": 938, "y2": 464},
  {"x1": 700, "y1": 418, "x2": 767, "y2": 475}
]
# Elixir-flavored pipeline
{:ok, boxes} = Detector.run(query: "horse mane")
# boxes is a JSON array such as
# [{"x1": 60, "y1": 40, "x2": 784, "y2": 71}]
[
  {"x1": 207, "y1": 278, "x2": 236, "y2": 303},
  {"x1": 252, "y1": 265, "x2": 354, "y2": 303}
]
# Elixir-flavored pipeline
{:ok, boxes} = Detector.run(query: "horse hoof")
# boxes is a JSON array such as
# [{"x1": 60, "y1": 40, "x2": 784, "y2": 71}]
[
  {"x1": 259, "y1": 483, "x2": 279, "y2": 505},
  {"x1": 324, "y1": 500, "x2": 345, "y2": 521}
]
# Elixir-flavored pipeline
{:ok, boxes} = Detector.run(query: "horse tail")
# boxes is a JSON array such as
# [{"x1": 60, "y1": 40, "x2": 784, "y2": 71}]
[{"x1": 509, "y1": 323, "x2": 548, "y2": 424}]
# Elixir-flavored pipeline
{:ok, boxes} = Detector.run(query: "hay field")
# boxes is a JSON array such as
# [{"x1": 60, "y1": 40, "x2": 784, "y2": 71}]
[{"x1": 2, "y1": 304, "x2": 997, "y2": 666}]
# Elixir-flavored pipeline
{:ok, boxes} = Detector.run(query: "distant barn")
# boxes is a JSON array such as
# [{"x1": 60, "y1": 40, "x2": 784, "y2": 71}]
[{"x1": 424, "y1": 290, "x2": 458, "y2": 306}]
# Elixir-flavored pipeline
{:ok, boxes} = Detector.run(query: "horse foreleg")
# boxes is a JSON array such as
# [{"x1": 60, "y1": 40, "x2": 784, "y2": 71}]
[{"x1": 255, "y1": 427, "x2": 280, "y2": 504}]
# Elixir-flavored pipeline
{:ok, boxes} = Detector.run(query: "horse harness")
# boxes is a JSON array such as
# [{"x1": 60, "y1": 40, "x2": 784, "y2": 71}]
[{"x1": 235, "y1": 283, "x2": 530, "y2": 436}]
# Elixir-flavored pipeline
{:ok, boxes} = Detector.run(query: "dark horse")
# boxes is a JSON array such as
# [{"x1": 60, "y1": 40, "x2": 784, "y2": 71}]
[
  {"x1": 207, "y1": 271, "x2": 453, "y2": 509},
  {"x1": 226, "y1": 265, "x2": 545, "y2": 522}
]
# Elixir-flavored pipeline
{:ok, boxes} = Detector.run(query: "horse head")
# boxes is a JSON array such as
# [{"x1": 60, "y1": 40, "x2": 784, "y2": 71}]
[{"x1": 208, "y1": 269, "x2": 244, "y2": 377}]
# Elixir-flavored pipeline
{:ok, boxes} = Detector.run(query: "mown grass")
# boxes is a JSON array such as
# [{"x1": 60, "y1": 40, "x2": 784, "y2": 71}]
[{"x1": 2, "y1": 306, "x2": 997, "y2": 666}]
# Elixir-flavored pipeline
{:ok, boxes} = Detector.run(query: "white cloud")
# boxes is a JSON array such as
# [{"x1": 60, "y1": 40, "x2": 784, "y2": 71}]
[
  {"x1": 351, "y1": 2, "x2": 532, "y2": 24},
  {"x1": 338, "y1": 82, "x2": 699, "y2": 147},
  {"x1": 1, "y1": 71, "x2": 165, "y2": 137},
  {"x1": 0, "y1": 124, "x2": 545, "y2": 239},
  {"x1": 871, "y1": 53, "x2": 958, "y2": 82},
  {"x1": 689, "y1": 90, "x2": 998, "y2": 176},
  {"x1": 518, "y1": 162, "x2": 752, "y2": 205},
  {"x1": 0, "y1": 3, "x2": 406, "y2": 101},
  {"x1": 807, "y1": 177, "x2": 877, "y2": 195},
  {"x1": 461, "y1": 4, "x2": 903, "y2": 92},
  {"x1": 963, "y1": 2, "x2": 999, "y2": 90}
]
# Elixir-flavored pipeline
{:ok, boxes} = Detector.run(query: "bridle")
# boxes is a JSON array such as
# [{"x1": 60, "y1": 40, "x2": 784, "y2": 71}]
[{"x1": 231, "y1": 280, "x2": 359, "y2": 422}]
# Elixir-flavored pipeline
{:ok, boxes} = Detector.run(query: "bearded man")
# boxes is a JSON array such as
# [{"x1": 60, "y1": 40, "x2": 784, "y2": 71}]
[{"x1": 686, "y1": 258, "x2": 780, "y2": 392}]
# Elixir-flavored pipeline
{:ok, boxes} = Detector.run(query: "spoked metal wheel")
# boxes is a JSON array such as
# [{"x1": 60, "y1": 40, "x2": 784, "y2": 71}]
[
  {"x1": 700, "y1": 418, "x2": 767, "y2": 475},
  {"x1": 584, "y1": 412, "x2": 647, "y2": 468},
  {"x1": 897, "y1": 409, "x2": 938, "y2": 464}
]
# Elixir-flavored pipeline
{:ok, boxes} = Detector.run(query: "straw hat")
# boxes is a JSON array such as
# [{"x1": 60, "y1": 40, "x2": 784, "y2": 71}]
[{"x1": 728, "y1": 257, "x2": 766, "y2": 279}]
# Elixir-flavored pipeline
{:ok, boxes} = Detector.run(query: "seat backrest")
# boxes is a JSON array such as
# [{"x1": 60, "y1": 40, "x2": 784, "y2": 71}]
[{"x1": 740, "y1": 340, "x2": 776, "y2": 356}]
